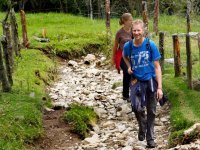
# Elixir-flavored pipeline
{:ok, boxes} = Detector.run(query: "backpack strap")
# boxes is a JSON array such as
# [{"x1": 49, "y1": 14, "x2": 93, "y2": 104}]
[
  {"x1": 129, "y1": 39, "x2": 133, "y2": 59},
  {"x1": 146, "y1": 38, "x2": 153, "y2": 61},
  {"x1": 146, "y1": 38, "x2": 151, "y2": 52}
]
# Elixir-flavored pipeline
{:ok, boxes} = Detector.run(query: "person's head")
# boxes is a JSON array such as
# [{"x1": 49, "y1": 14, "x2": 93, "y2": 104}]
[
  {"x1": 119, "y1": 13, "x2": 133, "y2": 28},
  {"x1": 132, "y1": 19, "x2": 145, "y2": 40}
]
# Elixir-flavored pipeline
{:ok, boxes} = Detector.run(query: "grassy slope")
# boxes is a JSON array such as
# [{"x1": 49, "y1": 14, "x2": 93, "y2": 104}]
[
  {"x1": 0, "y1": 50, "x2": 55, "y2": 150},
  {"x1": 0, "y1": 12, "x2": 200, "y2": 148}
]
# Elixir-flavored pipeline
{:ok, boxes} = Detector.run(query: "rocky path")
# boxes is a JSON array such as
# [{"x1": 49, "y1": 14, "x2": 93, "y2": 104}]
[{"x1": 47, "y1": 54, "x2": 172, "y2": 150}]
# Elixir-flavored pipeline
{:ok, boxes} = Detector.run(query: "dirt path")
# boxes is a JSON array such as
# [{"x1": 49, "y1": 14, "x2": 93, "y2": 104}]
[{"x1": 27, "y1": 109, "x2": 81, "y2": 150}]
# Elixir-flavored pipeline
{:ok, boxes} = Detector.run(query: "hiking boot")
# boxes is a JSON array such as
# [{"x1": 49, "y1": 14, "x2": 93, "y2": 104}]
[
  {"x1": 138, "y1": 131, "x2": 145, "y2": 141},
  {"x1": 123, "y1": 96, "x2": 130, "y2": 101},
  {"x1": 147, "y1": 140, "x2": 157, "y2": 148}
]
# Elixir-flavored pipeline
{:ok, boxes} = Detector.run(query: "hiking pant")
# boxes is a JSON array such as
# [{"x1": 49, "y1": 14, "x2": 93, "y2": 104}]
[
  {"x1": 120, "y1": 58, "x2": 131, "y2": 98},
  {"x1": 133, "y1": 87, "x2": 157, "y2": 142}
]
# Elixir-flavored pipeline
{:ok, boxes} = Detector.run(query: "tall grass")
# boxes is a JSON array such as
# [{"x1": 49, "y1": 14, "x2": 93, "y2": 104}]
[{"x1": 0, "y1": 50, "x2": 55, "y2": 149}]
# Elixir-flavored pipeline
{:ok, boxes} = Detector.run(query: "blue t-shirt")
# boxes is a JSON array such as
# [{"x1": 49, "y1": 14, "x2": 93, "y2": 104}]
[{"x1": 123, "y1": 38, "x2": 161, "y2": 81}]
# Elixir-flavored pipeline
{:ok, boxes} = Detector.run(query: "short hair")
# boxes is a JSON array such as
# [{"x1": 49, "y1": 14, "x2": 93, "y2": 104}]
[
  {"x1": 119, "y1": 13, "x2": 132, "y2": 25},
  {"x1": 132, "y1": 19, "x2": 145, "y2": 30}
]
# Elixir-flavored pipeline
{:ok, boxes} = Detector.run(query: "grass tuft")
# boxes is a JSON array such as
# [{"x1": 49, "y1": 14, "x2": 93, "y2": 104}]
[{"x1": 64, "y1": 103, "x2": 98, "y2": 138}]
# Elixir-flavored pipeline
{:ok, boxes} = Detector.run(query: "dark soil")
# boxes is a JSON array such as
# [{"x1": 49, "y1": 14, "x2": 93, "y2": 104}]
[{"x1": 26, "y1": 109, "x2": 81, "y2": 150}]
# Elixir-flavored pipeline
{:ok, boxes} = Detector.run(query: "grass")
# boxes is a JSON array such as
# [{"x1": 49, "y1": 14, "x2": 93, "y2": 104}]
[
  {"x1": 163, "y1": 63, "x2": 200, "y2": 147},
  {"x1": 0, "y1": 12, "x2": 199, "y2": 148},
  {"x1": 0, "y1": 49, "x2": 55, "y2": 150},
  {"x1": 1, "y1": 12, "x2": 199, "y2": 58},
  {"x1": 64, "y1": 103, "x2": 98, "y2": 139}
]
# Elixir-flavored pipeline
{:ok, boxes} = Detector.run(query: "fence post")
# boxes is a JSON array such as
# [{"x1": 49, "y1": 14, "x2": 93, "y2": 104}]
[
  {"x1": 142, "y1": 1, "x2": 149, "y2": 37},
  {"x1": 153, "y1": 0, "x2": 159, "y2": 35},
  {"x1": 198, "y1": 34, "x2": 200, "y2": 64},
  {"x1": 159, "y1": 32, "x2": 164, "y2": 73},
  {"x1": 20, "y1": 10, "x2": 29, "y2": 48},
  {"x1": 186, "y1": 34, "x2": 193, "y2": 89},
  {"x1": 172, "y1": 34, "x2": 181, "y2": 77},
  {"x1": 186, "y1": 0, "x2": 191, "y2": 33},
  {"x1": 105, "y1": 0, "x2": 111, "y2": 45},
  {"x1": 2, "y1": 22, "x2": 13, "y2": 86},
  {"x1": 0, "y1": 37, "x2": 11, "y2": 92},
  {"x1": 10, "y1": 8, "x2": 20, "y2": 57}
]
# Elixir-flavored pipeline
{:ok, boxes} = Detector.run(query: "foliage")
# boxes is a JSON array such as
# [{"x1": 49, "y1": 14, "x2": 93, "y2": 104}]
[
  {"x1": 64, "y1": 103, "x2": 98, "y2": 138},
  {"x1": 1, "y1": 0, "x2": 199, "y2": 17},
  {"x1": 162, "y1": 67, "x2": 200, "y2": 147},
  {"x1": 169, "y1": 129, "x2": 200, "y2": 147},
  {"x1": 0, "y1": 50, "x2": 55, "y2": 149}
]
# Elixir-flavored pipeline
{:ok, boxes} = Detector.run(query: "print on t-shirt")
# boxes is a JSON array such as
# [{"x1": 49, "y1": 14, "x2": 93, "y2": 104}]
[{"x1": 131, "y1": 50, "x2": 150, "y2": 69}]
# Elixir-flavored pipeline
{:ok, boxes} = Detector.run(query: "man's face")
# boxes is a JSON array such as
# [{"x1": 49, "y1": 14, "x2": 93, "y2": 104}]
[{"x1": 132, "y1": 24, "x2": 144, "y2": 40}]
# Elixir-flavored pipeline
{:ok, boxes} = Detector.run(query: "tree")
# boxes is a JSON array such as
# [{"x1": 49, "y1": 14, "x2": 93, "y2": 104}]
[{"x1": 153, "y1": 0, "x2": 159, "y2": 35}]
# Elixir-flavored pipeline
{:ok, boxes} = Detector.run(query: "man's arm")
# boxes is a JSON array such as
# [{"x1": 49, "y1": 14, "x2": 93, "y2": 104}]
[
  {"x1": 154, "y1": 60, "x2": 163, "y2": 100},
  {"x1": 123, "y1": 55, "x2": 133, "y2": 74}
]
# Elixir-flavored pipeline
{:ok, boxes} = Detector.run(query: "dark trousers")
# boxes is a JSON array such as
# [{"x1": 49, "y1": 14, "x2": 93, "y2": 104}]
[
  {"x1": 120, "y1": 58, "x2": 131, "y2": 98},
  {"x1": 133, "y1": 88, "x2": 157, "y2": 142}
]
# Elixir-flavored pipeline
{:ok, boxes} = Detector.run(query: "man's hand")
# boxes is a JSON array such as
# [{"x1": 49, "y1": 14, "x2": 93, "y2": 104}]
[
  {"x1": 157, "y1": 88, "x2": 163, "y2": 100},
  {"x1": 128, "y1": 67, "x2": 133, "y2": 74}
]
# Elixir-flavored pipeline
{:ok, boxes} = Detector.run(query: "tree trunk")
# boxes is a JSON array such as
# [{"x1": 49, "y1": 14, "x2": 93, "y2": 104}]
[
  {"x1": 97, "y1": 0, "x2": 102, "y2": 18},
  {"x1": 59, "y1": 0, "x2": 64, "y2": 12},
  {"x1": 153, "y1": 0, "x2": 159, "y2": 35},
  {"x1": 10, "y1": 8, "x2": 20, "y2": 57},
  {"x1": 20, "y1": 10, "x2": 29, "y2": 48},
  {"x1": 134, "y1": 0, "x2": 142, "y2": 16},
  {"x1": 62, "y1": 0, "x2": 68, "y2": 13},
  {"x1": 89, "y1": 0, "x2": 93, "y2": 19},
  {"x1": 142, "y1": 1, "x2": 149, "y2": 37},
  {"x1": 0, "y1": 37, "x2": 11, "y2": 92},
  {"x1": 19, "y1": 0, "x2": 28, "y2": 10},
  {"x1": 128, "y1": 0, "x2": 135, "y2": 15},
  {"x1": 2, "y1": 22, "x2": 13, "y2": 86},
  {"x1": 105, "y1": 0, "x2": 111, "y2": 44}
]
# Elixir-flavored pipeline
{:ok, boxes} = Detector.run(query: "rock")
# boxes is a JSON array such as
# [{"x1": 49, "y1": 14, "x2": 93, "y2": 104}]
[
  {"x1": 160, "y1": 117, "x2": 168, "y2": 123},
  {"x1": 102, "y1": 121, "x2": 115, "y2": 128},
  {"x1": 84, "y1": 54, "x2": 96, "y2": 65},
  {"x1": 125, "y1": 137, "x2": 134, "y2": 146},
  {"x1": 83, "y1": 133, "x2": 99, "y2": 145},
  {"x1": 117, "y1": 124, "x2": 126, "y2": 132},
  {"x1": 53, "y1": 101, "x2": 68, "y2": 109},
  {"x1": 68, "y1": 60, "x2": 78, "y2": 67},
  {"x1": 132, "y1": 145, "x2": 146, "y2": 150},
  {"x1": 184, "y1": 123, "x2": 200, "y2": 136},
  {"x1": 122, "y1": 146, "x2": 132, "y2": 150},
  {"x1": 59, "y1": 90, "x2": 67, "y2": 97},
  {"x1": 93, "y1": 125, "x2": 100, "y2": 133},
  {"x1": 44, "y1": 107, "x2": 54, "y2": 112},
  {"x1": 94, "y1": 108, "x2": 107, "y2": 117}
]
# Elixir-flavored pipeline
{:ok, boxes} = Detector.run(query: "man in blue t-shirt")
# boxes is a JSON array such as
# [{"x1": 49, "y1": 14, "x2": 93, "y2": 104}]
[{"x1": 123, "y1": 19, "x2": 163, "y2": 148}]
